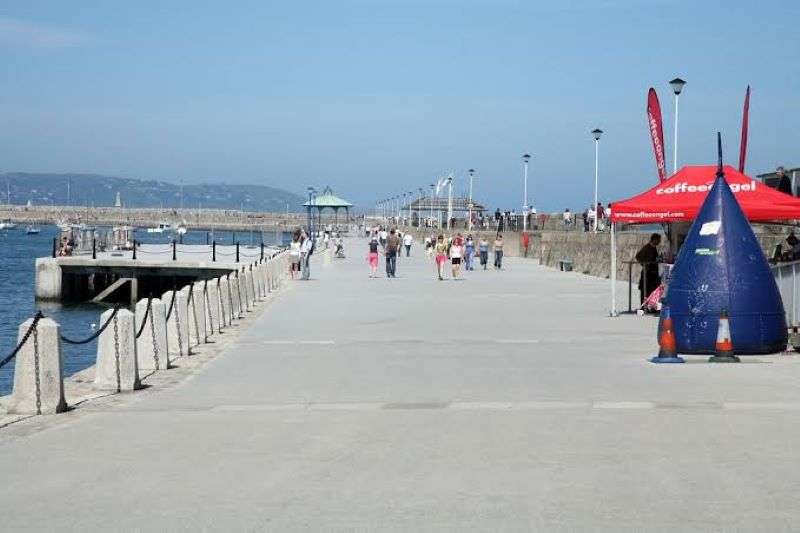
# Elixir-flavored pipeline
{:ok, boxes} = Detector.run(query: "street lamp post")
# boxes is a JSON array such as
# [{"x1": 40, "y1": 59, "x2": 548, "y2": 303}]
[
  {"x1": 591, "y1": 129, "x2": 603, "y2": 233},
  {"x1": 306, "y1": 187, "x2": 315, "y2": 236},
  {"x1": 417, "y1": 187, "x2": 424, "y2": 227},
  {"x1": 670, "y1": 77, "x2": 686, "y2": 174},
  {"x1": 522, "y1": 154, "x2": 531, "y2": 231},
  {"x1": 429, "y1": 184, "x2": 435, "y2": 227},
  {"x1": 407, "y1": 191, "x2": 413, "y2": 226},
  {"x1": 446, "y1": 175, "x2": 454, "y2": 230},
  {"x1": 468, "y1": 169, "x2": 475, "y2": 231},
  {"x1": 396, "y1": 195, "x2": 401, "y2": 223}
]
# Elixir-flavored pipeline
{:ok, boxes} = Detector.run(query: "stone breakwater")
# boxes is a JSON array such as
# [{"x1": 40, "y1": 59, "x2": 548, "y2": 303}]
[
  {"x1": 0, "y1": 205, "x2": 354, "y2": 232},
  {"x1": 535, "y1": 225, "x2": 790, "y2": 279}
]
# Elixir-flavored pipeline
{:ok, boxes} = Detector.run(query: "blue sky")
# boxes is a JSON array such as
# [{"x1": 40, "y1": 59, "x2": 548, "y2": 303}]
[{"x1": 0, "y1": 1, "x2": 797, "y2": 212}]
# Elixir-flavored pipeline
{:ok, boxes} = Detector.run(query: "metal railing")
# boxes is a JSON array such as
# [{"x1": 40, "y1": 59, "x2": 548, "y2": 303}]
[{"x1": 772, "y1": 259, "x2": 800, "y2": 327}]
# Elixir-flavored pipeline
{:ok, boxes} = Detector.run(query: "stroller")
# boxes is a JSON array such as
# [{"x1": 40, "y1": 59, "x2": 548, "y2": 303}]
[{"x1": 641, "y1": 283, "x2": 665, "y2": 314}]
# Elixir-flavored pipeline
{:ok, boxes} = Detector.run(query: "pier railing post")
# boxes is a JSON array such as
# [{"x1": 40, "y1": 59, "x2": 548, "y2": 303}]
[
  {"x1": 92, "y1": 237, "x2": 96, "y2": 259},
  {"x1": 7, "y1": 316, "x2": 68, "y2": 415},
  {"x1": 212, "y1": 240, "x2": 216, "y2": 262},
  {"x1": 260, "y1": 242, "x2": 264, "y2": 261},
  {"x1": 52, "y1": 237, "x2": 57, "y2": 258},
  {"x1": 236, "y1": 242, "x2": 240, "y2": 263},
  {"x1": 132, "y1": 240, "x2": 137, "y2": 260},
  {"x1": 172, "y1": 239, "x2": 177, "y2": 261}
]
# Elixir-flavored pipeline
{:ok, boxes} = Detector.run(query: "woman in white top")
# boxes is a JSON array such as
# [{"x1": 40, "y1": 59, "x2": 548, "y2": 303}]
[
  {"x1": 449, "y1": 233, "x2": 464, "y2": 279},
  {"x1": 289, "y1": 229, "x2": 302, "y2": 279}
]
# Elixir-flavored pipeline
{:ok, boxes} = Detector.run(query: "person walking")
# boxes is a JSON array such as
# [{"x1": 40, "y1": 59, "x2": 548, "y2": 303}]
[
  {"x1": 403, "y1": 232, "x2": 413, "y2": 257},
  {"x1": 464, "y1": 234, "x2": 475, "y2": 271},
  {"x1": 379, "y1": 227, "x2": 388, "y2": 248},
  {"x1": 479, "y1": 236, "x2": 489, "y2": 270},
  {"x1": 367, "y1": 236, "x2": 379, "y2": 277},
  {"x1": 289, "y1": 229, "x2": 301, "y2": 279},
  {"x1": 300, "y1": 230, "x2": 313, "y2": 280},
  {"x1": 385, "y1": 228, "x2": 400, "y2": 278},
  {"x1": 434, "y1": 234, "x2": 448, "y2": 280},
  {"x1": 493, "y1": 233, "x2": 504, "y2": 269},
  {"x1": 450, "y1": 233, "x2": 464, "y2": 279}
]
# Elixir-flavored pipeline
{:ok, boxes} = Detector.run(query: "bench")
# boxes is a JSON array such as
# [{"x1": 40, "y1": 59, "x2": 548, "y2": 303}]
[{"x1": 558, "y1": 259, "x2": 573, "y2": 272}]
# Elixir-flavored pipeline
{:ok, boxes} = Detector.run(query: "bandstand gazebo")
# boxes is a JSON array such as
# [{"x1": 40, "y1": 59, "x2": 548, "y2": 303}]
[
  {"x1": 303, "y1": 186, "x2": 353, "y2": 227},
  {"x1": 405, "y1": 196, "x2": 485, "y2": 227}
]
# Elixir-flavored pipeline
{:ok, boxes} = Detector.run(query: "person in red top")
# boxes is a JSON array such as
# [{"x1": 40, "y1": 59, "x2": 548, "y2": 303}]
[{"x1": 521, "y1": 232, "x2": 530, "y2": 257}]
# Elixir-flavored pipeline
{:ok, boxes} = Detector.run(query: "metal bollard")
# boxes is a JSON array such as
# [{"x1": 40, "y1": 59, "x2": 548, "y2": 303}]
[
  {"x1": 236, "y1": 242, "x2": 240, "y2": 263},
  {"x1": 172, "y1": 240, "x2": 177, "y2": 261},
  {"x1": 212, "y1": 240, "x2": 216, "y2": 262}
]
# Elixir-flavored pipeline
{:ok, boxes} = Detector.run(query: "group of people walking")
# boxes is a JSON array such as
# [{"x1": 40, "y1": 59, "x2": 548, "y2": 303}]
[{"x1": 366, "y1": 225, "x2": 506, "y2": 280}]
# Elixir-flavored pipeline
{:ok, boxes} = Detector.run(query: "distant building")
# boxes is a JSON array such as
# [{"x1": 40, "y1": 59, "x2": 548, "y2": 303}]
[
  {"x1": 114, "y1": 191, "x2": 122, "y2": 208},
  {"x1": 757, "y1": 167, "x2": 799, "y2": 196}
]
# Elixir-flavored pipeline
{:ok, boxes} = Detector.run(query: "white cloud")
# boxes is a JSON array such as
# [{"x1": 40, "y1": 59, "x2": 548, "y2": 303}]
[{"x1": 0, "y1": 16, "x2": 89, "y2": 49}]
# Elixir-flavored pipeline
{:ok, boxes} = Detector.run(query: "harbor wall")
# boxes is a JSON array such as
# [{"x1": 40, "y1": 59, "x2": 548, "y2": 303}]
[{"x1": 0, "y1": 205, "x2": 355, "y2": 232}]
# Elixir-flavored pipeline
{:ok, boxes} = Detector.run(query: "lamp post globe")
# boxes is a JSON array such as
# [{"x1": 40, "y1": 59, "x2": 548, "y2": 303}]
[{"x1": 669, "y1": 77, "x2": 686, "y2": 95}]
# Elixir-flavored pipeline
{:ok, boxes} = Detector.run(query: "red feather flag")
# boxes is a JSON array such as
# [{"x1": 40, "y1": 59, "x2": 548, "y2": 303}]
[
  {"x1": 647, "y1": 88, "x2": 667, "y2": 182},
  {"x1": 739, "y1": 85, "x2": 751, "y2": 173}
]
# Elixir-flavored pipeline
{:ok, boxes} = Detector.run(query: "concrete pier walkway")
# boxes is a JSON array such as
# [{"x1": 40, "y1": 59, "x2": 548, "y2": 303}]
[{"x1": 3, "y1": 239, "x2": 800, "y2": 530}]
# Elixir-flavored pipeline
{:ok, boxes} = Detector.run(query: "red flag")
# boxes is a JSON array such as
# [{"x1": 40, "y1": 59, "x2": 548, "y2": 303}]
[
  {"x1": 739, "y1": 85, "x2": 751, "y2": 173},
  {"x1": 647, "y1": 88, "x2": 667, "y2": 182}
]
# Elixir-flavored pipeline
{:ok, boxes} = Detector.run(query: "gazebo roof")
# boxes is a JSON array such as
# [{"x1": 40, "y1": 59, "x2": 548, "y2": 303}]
[
  {"x1": 303, "y1": 186, "x2": 353, "y2": 208},
  {"x1": 406, "y1": 196, "x2": 485, "y2": 212}
]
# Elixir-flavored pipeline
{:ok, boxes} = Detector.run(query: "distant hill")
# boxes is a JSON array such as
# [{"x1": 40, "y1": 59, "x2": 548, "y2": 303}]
[{"x1": 0, "y1": 173, "x2": 305, "y2": 212}]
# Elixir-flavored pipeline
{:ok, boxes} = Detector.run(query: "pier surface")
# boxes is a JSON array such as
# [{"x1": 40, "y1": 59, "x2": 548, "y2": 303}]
[{"x1": 3, "y1": 240, "x2": 800, "y2": 530}]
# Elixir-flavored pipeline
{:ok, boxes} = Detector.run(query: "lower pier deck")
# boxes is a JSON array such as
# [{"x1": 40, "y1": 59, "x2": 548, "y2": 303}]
[
  {"x1": 36, "y1": 243, "x2": 280, "y2": 304},
  {"x1": 5, "y1": 238, "x2": 800, "y2": 530}
]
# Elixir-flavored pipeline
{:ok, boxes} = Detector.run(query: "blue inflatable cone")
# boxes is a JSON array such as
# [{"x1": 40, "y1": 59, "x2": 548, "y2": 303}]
[
  {"x1": 664, "y1": 134, "x2": 787, "y2": 354},
  {"x1": 650, "y1": 304, "x2": 685, "y2": 363}
]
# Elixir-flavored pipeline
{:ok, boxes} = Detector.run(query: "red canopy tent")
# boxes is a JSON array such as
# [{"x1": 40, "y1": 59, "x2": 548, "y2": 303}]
[
  {"x1": 611, "y1": 165, "x2": 800, "y2": 223},
  {"x1": 607, "y1": 165, "x2": 800, "y2": 315}
]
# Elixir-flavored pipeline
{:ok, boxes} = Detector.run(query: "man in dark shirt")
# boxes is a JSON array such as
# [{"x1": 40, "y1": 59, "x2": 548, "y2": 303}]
[
  {"x1": 385, "y1": 228, "x2": 400, "y2": 278},
  {"x1": 776, "y1": 166, "x2": 792, "y2": 195},
  {"x1": 635, "y1": 233, "x2": 662, "y2": 304}
]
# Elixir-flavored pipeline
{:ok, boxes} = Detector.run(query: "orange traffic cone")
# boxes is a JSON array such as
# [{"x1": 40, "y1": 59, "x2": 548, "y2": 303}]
[
  {"x1": 650, "y1": 304, "x2": 685, "y2": 363},
  {"x1": 709, "y1": 308, "x2": 740, "y2": 363}
]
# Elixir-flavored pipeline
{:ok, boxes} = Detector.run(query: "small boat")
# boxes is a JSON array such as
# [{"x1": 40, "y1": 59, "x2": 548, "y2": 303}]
[
  {"x1": 0, "y1": 219, "x2": 17, "y2": 230},
  {"x1": 26, "y1": 225, "x2": 40, "y2": 235},
  {"x1": 146, "y1": 222, "x2": 172, "y2": 234},
  {"x1": 175, "y1": 222, "x2": 188, "y2": 236}
]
